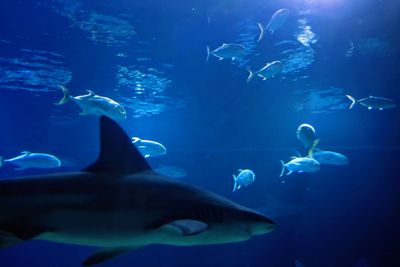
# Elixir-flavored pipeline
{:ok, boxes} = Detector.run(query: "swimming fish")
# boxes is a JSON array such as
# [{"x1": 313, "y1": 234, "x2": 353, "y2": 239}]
[
  {"x1": 346, "y1": 95, "x2": 396, "y2": 110},
  {"x1": 232, "y1": 169, "x2": 255, "y2": 192},
  {"x1": 206, "y1": 43, "x2": 247, "y2": 62},
  {"x1": 280, "y1": 157, "x2": 320, "y2": 177},
  {"x1": 55, "y1": 86, "x2": 127, "y2": 120},
  {"x1": 0, "y1": 151, "x2": 61, "y2": 170},
  {"x1": 311, "y1": 149, "x2": 349, "y2": 166},
  {"x1": 246, "y1": 61, "x2": 283, "y2": 82},
  {"x1": 131, "y1": 137, "x2": 167, "y2": 158},
  {"x1": 0, "y1": 116, "x2": 275, "y2": 266},
  {"x1": 257, "y1": 9, "x2": 290, "y2": 42},
  {"x1": 296, "y1": 124, "x2": 317, "y2": 150},
  {"x1": 155, "y1": 164, "x2": 187, "y2": 178}
]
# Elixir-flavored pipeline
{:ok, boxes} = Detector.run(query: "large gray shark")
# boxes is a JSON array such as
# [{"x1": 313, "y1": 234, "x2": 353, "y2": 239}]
[{"x1": 0, "y1": 116, "x2": 276, "y2": 266}]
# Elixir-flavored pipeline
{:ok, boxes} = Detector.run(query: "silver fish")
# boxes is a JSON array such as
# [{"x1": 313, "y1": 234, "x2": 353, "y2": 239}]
[
  {"x1": 311, "y1": 149, "x2": 349, "y2": 166},
  {"x1": 0, "y1": 116, "x2": 275, "y2": 266},
  {"x1": 280, "y1": 157, "x2": 320, "y2": 177},
  {"x1": 247, "y1": 61, "x2": 283, "y2": 82},
  {"x1": 132, "y1": 137, "x2": 167, "y2": 158},
  {"x1": 0, "y1": 151, "x2": 61, "y2": 170},
  {"x1": 346, "y1": 95, "x2": 396, "y2": 110},
  {"x1": 55, "y1": 86, "x2": 127, "y2": 120},
  {"x1": 296, "y1": 124, "x2": 317, "y2": 150},
  {"x1": 206, "y1": 43, "x2": 247, "y2": 62},
  {"x1": 232, "y1": 169, "x2": 255, "y2": 192},
  {"x1": 257, "y1": 9, "x2": 290, "y2": 42}
]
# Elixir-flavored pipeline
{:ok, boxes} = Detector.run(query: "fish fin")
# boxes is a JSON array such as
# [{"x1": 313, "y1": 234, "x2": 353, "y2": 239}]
[
  {"x1": 0, "y1": 230, "x2": 23, "y2": 249},
  {"x1": 206, "y1": 46, "x2": 210, "y2": 63},
  {"x1": 263, "y1": 77, "x2": 267, "y2": 80},
  {"x1": 167, "y1": 220, "x2": 208, "y2": 236},
  {"x1": 217, "y1": 56, "x2": 223, "y2": 61},
  {"x1": 246, "y1": 69, "x2": 255, "y2": 83},
  {"x1": 232, "y1": 175, "x2": 237, "y2": 192},
  {"x1": 0, "y1": 220, "x2": 50, "y2": 241},
  {"x1": 294, "y1": 150, "x2": 302, "y2": 157},
  {"x1": 345, "y1": 95, "x2": 356, "y2": 109},
  {"x1": 83, "y1": 116, "x2": 152, "y2": 174},
  {"x1": 307, "y1": 139, "x2": 320, "y2": 157},
  {"x1": 238, "y1": 169, "x2": 243, "y2": 172},
  {"x1": 86, "y1": 90, "x2": 96, "y2": 97},
  {"x1": 286, "y1": 170, "x2": 293, "y2": 176},
  {"x1": 82, "y1": 247, "x2": 138, "y2": 266},
  {"x1": 279, "y1": 160, "x2": 286, "y2": 177},
  {"x1": 20, "y1": 151, "x2": 31, "y2": 155},
  {"x1": 257, "y1": 22, "x2": 265, "y2": 42},
  {"x1": 290, "y1": 156, "x2": 298, "y2": 160},
  {"x1": 54, "y1": 85, "x2": 71, "y2": 105},
  {"x1": 131, "y1": 137, "x2": 141, "y2": 143}
]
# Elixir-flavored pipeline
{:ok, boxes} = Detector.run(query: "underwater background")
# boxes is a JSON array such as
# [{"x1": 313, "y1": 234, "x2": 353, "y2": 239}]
[{"x1": 0, "y1": 0, "x2": 399, "y2": 266}]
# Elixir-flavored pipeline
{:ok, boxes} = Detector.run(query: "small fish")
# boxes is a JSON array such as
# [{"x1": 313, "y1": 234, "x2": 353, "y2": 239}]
[
  {"x1": 346, "y1": 95, "x2": 396, "y2": 110},
  {"x1": 311, "y1": 149, "x2": 349, "y2": 166},
  {"x1": 258, "y1": 9, "x2": 290, "y2": 42},
  {"x1": 296, "y1": 124, "x2": 317, "y2": 150},
  {"x1": 155, "y1": 164, "x2": 187, "y2": 178},
  {"x1": 131, "y1": 137, "x2": 167, "y2": 158},
  {"x1": 280, "y1": 157, "x2": 320, "y2": 177},
  {"x1": 232, "y1": 169, "x2": 255, "y2": 192},
  {"x1": 0, "y1": 151, "x2": 61, "y2": 170},
  {"x1": 206, "y1": 43, "x2": 247, "y2": 62},
  {"x1": 247, "y1": 61, "x2": 283, "y2": 82},
  {"x1": 55, "y1": 86, "x2": 127, "y2": 120}
]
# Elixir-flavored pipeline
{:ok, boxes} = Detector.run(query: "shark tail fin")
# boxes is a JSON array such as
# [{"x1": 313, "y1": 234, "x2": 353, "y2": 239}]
[
  {"x1": 307, "y1": 139, "x2": 320, "y2": 157},
  {"x1": 206, "y1": 46, "x2": 211, "y2": 63},
  {"x1": 55, "y1": 85, "x2": 71, "y2": 105},
  {"x1": 246, "y1": 69, "x2": 255, "y2": 83},
  {"x1": 346, "y1": 95, "x2": 357, "y2": 109},
  {"x1": 279, "y1": 160, "x2": 286, "y2": 177},
  {"x1": 257, "y1": 22, "x2": 265, "y2": 42},
  {"x1": 232, "y1": 175, "x2": 237, "y2": 192}
]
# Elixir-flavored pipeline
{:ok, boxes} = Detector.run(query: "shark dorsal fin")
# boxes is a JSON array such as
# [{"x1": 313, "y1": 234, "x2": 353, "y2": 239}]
[
  {"x1": 83, "y1": 116, "x2": 151, "y2": 174},
  {"x1": 21, "y1": 151, "x2": 31, "y2": 155}
]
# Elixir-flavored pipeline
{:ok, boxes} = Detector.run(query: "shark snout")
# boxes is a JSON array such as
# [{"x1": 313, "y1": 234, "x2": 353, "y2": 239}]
[{"x1": 248, "y1": 213, "x2": 276, "y2": 235}]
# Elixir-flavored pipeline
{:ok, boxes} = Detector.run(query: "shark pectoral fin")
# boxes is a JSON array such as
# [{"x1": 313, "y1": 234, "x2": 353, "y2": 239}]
[
  {"x1": 167, "y1": 219, "x2": 208, "y2": 236},
  {"x1": 82, "y1": 247, "x2": 137, "y2": 266}
]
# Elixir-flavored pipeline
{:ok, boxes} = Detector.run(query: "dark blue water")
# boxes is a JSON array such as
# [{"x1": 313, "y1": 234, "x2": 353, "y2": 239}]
[{"x1": 0, "y1": 0, "x2": 399, "y2": 266}]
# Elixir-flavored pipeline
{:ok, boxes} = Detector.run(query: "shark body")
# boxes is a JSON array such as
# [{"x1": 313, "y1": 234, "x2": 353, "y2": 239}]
[{"x1": 0, "y1": 116, "x2": 275, "y2": 265}]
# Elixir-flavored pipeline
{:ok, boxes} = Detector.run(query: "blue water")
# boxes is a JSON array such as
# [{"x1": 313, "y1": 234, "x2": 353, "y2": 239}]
[{"x1": 0, "y1": 0, "x2": 399, "y2": 266}]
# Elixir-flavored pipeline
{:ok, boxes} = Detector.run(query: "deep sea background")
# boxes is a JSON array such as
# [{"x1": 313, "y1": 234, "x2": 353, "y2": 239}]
[{"x1": 0, "y1": 0, "x2": 399, "y2": 266}]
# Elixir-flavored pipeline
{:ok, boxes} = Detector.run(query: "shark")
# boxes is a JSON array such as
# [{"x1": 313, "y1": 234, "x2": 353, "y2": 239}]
[{"x1": 0, "y1": 116, "x2": 276, "y2": 266}]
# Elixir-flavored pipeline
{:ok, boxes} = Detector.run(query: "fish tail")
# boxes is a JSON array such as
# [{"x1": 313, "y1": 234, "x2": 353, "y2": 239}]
[
  {"x1": 55, "y1": 85, "x2": 71, "y2": 105},
  {"x1": 232, "y1": 175, "x2": 237, "y2": 192},
  {"x1": 246, "y1": 68, "x2": 255, "y2": 83},
  {"x1": 346, "y1": 95, "x2": 356, "y2": 109},
  {"x1": 279, "y1": 160, "x2": 286, "y2": 177},
  {"x1": 257, "y1": 23, "x2": 265, "y2": 42},
  {"x1": 206, "y1": 45, "x2": 211, "y2": 63}
]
